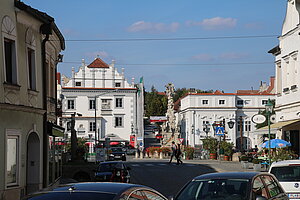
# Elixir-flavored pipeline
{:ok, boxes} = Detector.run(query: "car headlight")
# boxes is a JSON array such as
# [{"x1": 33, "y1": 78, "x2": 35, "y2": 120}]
[{"x1": 109, "y1": 154, "x2": 114, "y2": 156}]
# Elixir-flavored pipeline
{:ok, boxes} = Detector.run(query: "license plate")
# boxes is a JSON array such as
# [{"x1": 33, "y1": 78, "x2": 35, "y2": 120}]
[
  {"x1": 115, "y1": 156, "x2": 120, "y2": 158},
  {"x1": 288, "y1": 193, "x2": 300, "y2": 199}
]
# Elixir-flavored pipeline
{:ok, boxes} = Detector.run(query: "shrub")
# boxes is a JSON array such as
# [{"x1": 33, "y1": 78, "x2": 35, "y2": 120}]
[
  {"x1": 184, "y1": 146, "x2": 195, "y2": 159},
  {"x1": 160, "y1": 147, "x2": 171, "y2": 155},
  {"x1": 201, "y1": 137, "x2": 218, "y2": 154},
  {"x1": 252, "y1": 158, "x2": 260, "y2": 164},
  {"x1": 240, "y1": 155, "x2": 249, "y2": 161}
]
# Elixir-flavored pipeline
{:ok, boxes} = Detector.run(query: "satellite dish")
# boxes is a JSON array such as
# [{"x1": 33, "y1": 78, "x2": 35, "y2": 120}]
[{"x1": 270, "y1": 114, "x2": 276, "y2": 123}]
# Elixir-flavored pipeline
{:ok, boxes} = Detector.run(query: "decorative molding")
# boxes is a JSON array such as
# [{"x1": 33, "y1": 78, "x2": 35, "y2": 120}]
[{"x1": 2, "y1": 16, "x2": 16, "y2": 36}]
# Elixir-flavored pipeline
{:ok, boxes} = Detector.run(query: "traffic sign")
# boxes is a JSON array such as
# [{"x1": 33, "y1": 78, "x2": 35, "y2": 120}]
[
  {"x1": 215, "y1": 126, "x2": 225, "y2": 136},
  {"x1": 179, "y1": 138, "x2": 184, "y2": 143}
]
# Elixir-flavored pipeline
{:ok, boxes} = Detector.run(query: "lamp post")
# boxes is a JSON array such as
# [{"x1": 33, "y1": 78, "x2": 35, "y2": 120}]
[
  {"x1": 203, "y1": 123, "x2": 210, "y2": 138},
  {"x1": 191, "y1": 124, "x2": 195, "y2": 146},
  {"x1": 265, "y1": 99, "x2": 273, "y2": 165}
]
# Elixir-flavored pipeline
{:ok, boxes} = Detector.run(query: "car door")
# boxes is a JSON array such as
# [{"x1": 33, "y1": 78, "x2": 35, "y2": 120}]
[{"x1": 261, "y1": 175, "x2": 288, "y2": 200}]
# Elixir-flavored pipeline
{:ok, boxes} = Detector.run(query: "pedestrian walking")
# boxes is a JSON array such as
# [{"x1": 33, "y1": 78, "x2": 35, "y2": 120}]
[
  {"x1": 176, "y1": 144, "x2": 183, "y2": 165},
  {"x1": 169, "y1": 141, "x2": 177, "y2": 164}
]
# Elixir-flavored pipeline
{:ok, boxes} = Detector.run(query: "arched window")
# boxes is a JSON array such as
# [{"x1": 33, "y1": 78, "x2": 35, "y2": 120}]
[
  {"x1": 2, "y1": 16, "x2": 18, "y2": 85},
  {"x1": 25, "y1": 28, "x2": 36, "y2": 90}
]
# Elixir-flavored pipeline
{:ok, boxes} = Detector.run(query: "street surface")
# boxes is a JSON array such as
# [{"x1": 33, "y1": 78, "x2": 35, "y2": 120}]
[{"x1": 127, "y1": 160, "x2": 215, "y2": 197}]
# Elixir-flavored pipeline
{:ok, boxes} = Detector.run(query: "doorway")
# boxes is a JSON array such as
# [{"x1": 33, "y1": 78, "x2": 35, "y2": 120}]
[{"x1": 26, "y1": 132, "x2": 40, "y2": 194}]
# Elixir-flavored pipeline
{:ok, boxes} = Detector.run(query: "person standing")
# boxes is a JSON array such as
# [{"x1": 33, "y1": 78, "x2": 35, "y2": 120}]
[
  {"x1": 176, "y1": 144, "x2": 183, "y2": 165},
  {"x1": 169, "y1": 141, "x2": 177, "y2": 163}
]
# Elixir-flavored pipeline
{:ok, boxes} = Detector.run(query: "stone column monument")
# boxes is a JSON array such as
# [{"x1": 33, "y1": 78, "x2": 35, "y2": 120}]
[{"x1": 162, "y1": 83, "x2": 180, "y2": 147}]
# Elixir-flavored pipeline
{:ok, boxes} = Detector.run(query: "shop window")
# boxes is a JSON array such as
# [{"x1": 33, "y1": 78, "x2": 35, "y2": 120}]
[{"x1": 6, "y1": 135, "x2": 19, "y2": 186}]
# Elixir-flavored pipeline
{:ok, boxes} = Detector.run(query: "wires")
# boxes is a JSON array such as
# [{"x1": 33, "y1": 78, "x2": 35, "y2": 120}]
[{"x1": 52, "y1": 35, "x2": 278, "y2": 42}]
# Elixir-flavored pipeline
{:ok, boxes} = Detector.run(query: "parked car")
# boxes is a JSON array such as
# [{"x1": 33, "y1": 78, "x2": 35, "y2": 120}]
[
  {"x1": 22, "y1": 182, "x2": 168, "y2": 200},
  {"x1": 94, "y1": 161, "x2": 131, "y2": 183},
  {"x1": 109, "y1": 147, "x2": 126, "y2": 161},
  {"x1": 269, "y1": 160, "x2": 300, "y2": 199},
  {"x1": 173, "y1": 172, "x2": 288, "y2": 200}
]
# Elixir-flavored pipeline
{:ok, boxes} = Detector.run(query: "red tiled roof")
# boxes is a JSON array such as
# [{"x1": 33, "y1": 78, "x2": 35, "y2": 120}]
[
  {"x1": 157, "y1": 92, "x2": 166, "y2": 96},
  {"x1": 87, "y1": 58, "x2": 109, "y2": 68},
  {"x1": 236, "y1": 90, "x2": 260, "y2": 94}
]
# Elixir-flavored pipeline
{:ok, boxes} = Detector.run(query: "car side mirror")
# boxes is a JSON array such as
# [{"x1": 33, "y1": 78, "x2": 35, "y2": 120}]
[
  {"x1": 256, "y1": 196, "x2": 267, "y2": 200},
  {"x1": 168, "y1": 195, "x2": 174, "y2": 200}
]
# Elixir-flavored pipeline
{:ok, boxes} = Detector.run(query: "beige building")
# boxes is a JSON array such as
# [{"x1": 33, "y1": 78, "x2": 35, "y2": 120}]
[
  {"x1": 268, "y1": 0, "x2": 300, "y2": 156},
  {"x1": 0, "y1": 0, "x2": 64, "y2": 199}
]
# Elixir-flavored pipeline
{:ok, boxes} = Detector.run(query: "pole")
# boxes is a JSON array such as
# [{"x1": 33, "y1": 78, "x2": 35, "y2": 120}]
[
  {"x1": 94, "y1": 96, "x2": 97, "y2": 149},
  {"x1": 268, "y1": 112, "x2": 271, "y2": 165},
  {"x1": 71, "y1": 113, "x2": 77, "y2": 161},
  {"x1": 239, "y1": 116, "x2": 243, "y2": 151}
]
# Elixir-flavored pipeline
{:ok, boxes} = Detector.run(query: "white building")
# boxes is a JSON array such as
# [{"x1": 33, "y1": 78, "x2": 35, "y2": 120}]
[
  {"x1": 178, "y1": 78, "x2": 275, "y2": 149},
  {"x1": 268, "y1": 0, "x2": 300, "y2": 155},
  {"x1": 60, "y1": 58, "x2": 144, "y2": 146}
]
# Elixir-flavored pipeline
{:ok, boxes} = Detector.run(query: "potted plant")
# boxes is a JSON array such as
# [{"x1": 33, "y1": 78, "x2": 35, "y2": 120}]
[
  {"x1": 202, "y1": 137, "x2": 218, "y2": 160},
  {"x1": 220, "y1": 141, "x2": 234, "y2": 161},
  {"x1": 252, "y1": 158, "x2": 261, "y2": 171}
]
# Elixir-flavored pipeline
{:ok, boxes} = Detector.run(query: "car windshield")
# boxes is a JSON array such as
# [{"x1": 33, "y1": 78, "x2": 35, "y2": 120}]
[
  {"x1": 111, "y1": 148, "x2": 124, "y2": 152},
  {"x1": 98, "y1": 163, "x2": 123, "y2": 172},
  {"x1": 176, "y1": 179, "x2": 250, "y2": 200},
  {"x1": 270, "y1": 165, "x2": 300, "y2": 182},
  {"x1": 24, "y1": 192, "x2": 116, "y2": 200}
]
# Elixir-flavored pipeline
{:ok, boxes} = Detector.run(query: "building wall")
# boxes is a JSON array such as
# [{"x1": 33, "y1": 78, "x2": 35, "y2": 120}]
[{"x1": 179, "y1": 93, "x2": 275, "y2": 148}]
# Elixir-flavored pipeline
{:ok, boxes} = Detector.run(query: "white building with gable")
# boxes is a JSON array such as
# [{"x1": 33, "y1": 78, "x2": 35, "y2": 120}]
[
  {"x1": 60, "y1": 58, "x2": 144, "y2": 146},
  {"x1": 178, "y1": 78, "x2": 275, "y2": 149}
]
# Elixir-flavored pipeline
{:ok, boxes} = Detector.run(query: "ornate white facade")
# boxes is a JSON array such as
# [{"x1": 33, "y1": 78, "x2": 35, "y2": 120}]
[
  {"x1": 61, "y1": 58, "x2": 144, "y2": 144},
  {"x1": 269, "y1": 0, "x2": 300, "y2": 155},
  {"x1": 178, "y1": 79, "x2": 275, "y2": 149}
]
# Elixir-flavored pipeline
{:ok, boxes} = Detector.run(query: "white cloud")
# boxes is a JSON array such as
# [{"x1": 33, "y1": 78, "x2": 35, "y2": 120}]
[
  {"x1": 192, "y1": 53, "x2": 214, "y2": 61},
  {"x1": 85, "y1": 51, "x2": 109, "y2": 59},
  {"x1": 186, "y1": 17, "x2": 237, "y2": 30},
  {"x1": 127, "y1": 21, "x2": 180, "y2": 33},
  {"x1": 219, "y1": 52, "x2": 248, "y2": 60}
]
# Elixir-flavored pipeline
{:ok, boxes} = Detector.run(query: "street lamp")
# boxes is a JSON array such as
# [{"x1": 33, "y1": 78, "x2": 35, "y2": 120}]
[
  {"x1": 265, "y1": 98, "x2": 273, "y2": 165},
  {"x1": 227, "y1": 120, "x2": 235, "y2": 129},
  {"x1": 202, "y1": 123, "x2": 211, "y2": 138}
]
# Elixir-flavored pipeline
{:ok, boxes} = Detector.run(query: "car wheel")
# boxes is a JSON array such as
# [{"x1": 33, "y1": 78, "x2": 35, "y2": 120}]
[{"x1": 122, "y1": 157, "x2": 126, "y2": 161}]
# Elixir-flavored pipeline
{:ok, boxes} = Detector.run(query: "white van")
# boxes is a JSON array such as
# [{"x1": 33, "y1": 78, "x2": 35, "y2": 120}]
[{"x1": 269, "y1": 160, "x2": 300, "y2": 199}]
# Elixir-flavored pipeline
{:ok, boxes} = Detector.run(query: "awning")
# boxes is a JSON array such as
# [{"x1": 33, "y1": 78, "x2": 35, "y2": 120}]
[
  {"x1": 254, "y1": 119, "x2": 300, "y2": 135},
  {"x1": 259, "y1": 119, "x2": 300, "y2": 130}
]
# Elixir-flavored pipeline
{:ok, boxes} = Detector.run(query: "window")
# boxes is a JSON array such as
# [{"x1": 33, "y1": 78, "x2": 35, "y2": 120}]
[
  {"x1": 2, "y1": 16, "x2": 17, "y2": 85},
  {"x1": 143, "y1": 190, "x2": 166, "y2": 200},
  {"x1": 115, "y1": 82, "x2": 121, "y2": 87},
  {"x1": 89, "y1": 122, "x2": 96, "y2": 132},
  {"x1": 245, "y1": 121, "x2": 251, "y2": 131},
  {"x1": 4, "y1": 38, "x2": 17, "y2": 84},
  {"x1": 202, "y1": 100, "x2": 208, "y2": 104},
  {"x1": 6, "y1": 135, "x2": 19, "y2": 186},
  {"x1": 101, "y1": 99, "x2": 111, "y2": 109},
  {"x1": 237, "y1": 100, "x2": 244, "y2": 105},
  {"x1": 115, "y1": 116, "x2": 123, "y2": 127},
  {"x1": 219, "y1": 100, "x2": 225, "y2": 105},
  {"x1": 75, "y1": 82, "x2": 81, "y2": 86},
  {"x1": 252, "y1": 177, "x2": 268, "y2": 199},
  {"x1": 261, "y1": 175, "x2": 283, "y2": 198},
  {"x1": 237, "y1": 120, "x2": 244, "y2": 132},
  {"x1": 67, "y1": 100, "x2": 75, "y2": 109},
  {"x1": 262, "y1": 100, "x2": 268, "y2": 105},
  {"x1": 89, "y1": 99, "x2": 95, "y2": 109},
  {"x1": 115, "y1": 98, "x2": 123, "y2": 108},
  {"x1": 27, "y1": 48, "x2": 36, "y2": 90}
]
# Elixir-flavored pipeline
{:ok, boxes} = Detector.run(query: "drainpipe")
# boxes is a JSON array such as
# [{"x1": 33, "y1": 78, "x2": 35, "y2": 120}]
[{"x1": 41, "y1": 23, "x2": 52, "y2": 188}]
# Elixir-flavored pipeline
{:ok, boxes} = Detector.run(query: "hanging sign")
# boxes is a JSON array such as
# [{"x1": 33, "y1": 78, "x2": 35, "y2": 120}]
[{"x1": 251, "y1": 114, "x2": 266, "y2": 124}]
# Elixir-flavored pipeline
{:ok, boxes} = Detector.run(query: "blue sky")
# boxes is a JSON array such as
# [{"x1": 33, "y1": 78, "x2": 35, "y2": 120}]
[{"x1": 24, "y1": 0, "x2": 287, "y2": 92}]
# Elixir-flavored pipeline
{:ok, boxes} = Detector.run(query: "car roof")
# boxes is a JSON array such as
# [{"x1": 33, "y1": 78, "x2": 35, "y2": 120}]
[
  {"x1": 54, "y1": 182, "x2": 145, "y2": 193},
  {"x1": 193, "y1": 172, "x2": 266, "y2": 180},
  {"x1": 270, "y1": 159, "x2": 300, "y2": 167}
]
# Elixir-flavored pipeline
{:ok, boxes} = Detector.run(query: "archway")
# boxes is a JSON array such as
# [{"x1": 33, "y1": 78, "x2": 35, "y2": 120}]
[{"x1": 26, "y1": 132, "x2": 40, "y2": 194}]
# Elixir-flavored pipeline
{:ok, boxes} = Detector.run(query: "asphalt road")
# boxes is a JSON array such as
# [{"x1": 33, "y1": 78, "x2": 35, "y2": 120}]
[{"x1": 126, "y1": 160, "x2": 216, "y2": 197}]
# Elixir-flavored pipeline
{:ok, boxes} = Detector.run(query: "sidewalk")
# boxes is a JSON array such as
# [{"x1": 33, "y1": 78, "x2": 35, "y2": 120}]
[{"x1": 129, "y1": 156, "x2": 258, "y2": 173}]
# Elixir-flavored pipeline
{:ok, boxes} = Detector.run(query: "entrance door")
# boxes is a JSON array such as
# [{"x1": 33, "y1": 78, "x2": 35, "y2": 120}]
[
  {"x1": 236, "y1": 137, "x2": 251, "y2": 151},
  {"x1": 26, "y1": 132, "x2": 40, "y2": 194},
  {"x1": 290, "y1": 130, "x2": 300, "y2": 156}
]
